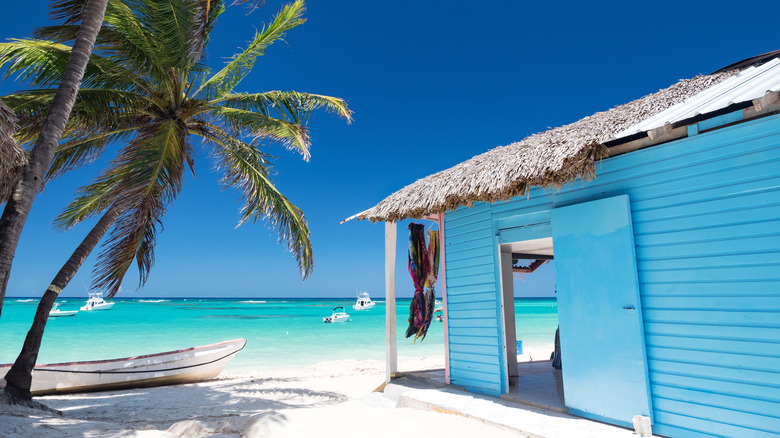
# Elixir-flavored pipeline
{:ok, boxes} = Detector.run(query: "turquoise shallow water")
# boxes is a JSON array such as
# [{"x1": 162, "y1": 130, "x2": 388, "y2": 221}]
[{"x1": 1, "y1": 298, "x2": 557, "y2": 372}]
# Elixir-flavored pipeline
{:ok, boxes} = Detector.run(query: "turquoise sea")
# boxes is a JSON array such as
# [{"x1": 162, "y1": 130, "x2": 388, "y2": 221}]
[{"x1": 1, "y1": 298, "x2": 558, "y2": 372}]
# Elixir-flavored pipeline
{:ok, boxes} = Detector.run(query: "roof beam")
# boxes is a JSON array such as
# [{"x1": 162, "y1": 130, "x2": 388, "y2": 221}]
[{"x1": 511, "y1": 253, "x2": 554, "y2": 260}]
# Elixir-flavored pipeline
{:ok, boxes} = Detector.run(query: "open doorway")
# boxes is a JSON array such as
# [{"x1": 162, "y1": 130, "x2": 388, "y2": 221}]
[{"x1": 498, "y1": 237, "x2": 564, "y2": 411}]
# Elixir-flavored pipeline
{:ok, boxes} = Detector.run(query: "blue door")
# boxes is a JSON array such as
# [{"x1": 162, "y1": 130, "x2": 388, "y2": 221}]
[{"x1": 551, "y1": 195, "x2": 653, "y2": 427}]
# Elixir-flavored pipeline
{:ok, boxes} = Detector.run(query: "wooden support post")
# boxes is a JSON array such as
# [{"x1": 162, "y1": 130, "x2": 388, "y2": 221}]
[
  {"x1": 500, "y1": 250, "x2": 519, "y2": 387},
  {"x1": 438, "y1": 214, "x2": 451, "y2": 384},
  {"x1": 385, "y1": 221, "x2": 397, "y2": 382}
]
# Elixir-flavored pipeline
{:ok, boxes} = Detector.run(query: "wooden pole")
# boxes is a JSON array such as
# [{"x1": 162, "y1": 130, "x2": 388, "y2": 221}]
[
  {"x1": 438, "y1": 214, "x2": 451, "y2": 384},
  {"x1": 385, "y1": 221, "x2": 397, "y2": 382}
]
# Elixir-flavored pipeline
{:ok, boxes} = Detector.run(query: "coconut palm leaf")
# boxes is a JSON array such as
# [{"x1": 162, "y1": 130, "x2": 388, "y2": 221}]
[
  {"x1": 205, "y1": 126, "x2": 312, "y2": 277},
  {"x1": 93, "y1": 194, "x2": 162, "y2": 297},
  {"x1": 4, "y1": 88, "x2": 146, "y2": 118},
  {"x1": 53, "y1": 137, "x2": 110, "y2": 178},
  {"x1": 38, "y1": 0, "x2": 202, "y2": 77},
  {"x1": 0, "y1": 39, "x2": 147, "y2": 91},
  {"x1": 84, "y1": 120, "x2": 189, "y2": 295},
  {"x1": 122, "y1": 0, "x2": 198, "y2": 71},
  {"x1": 197, "y1": 0, "x2": 305, "y2": 98},
  {"x1": 219, "y1": 91, "x2": 353, "y2": 125},
  {"x1": 5, "y1": 88, "x2": 148, "y2": 142},
  {"x1": 33, "y1": 25, "x2": 115, "y2": 44},
  {"x1": 46, "y1": 0, "x2": 91, "y2": 25},
  {"x1": 55, "y1": 178, "x2": 120, "y2": 229},
  {"x1": 185, "y1": 0, "x2": 224, "y2": 67},
  {"x1": 49, "y1": 124, "x2": 144, "y2": 179},
  {"x1": 213, "y1": 106, "x2": 311, "y2": 158}
]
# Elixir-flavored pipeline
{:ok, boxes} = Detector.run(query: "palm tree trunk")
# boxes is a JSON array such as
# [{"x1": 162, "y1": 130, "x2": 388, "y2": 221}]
[
  {"x1": 3, "y1": 206, "x2": 120, "y2": 400},
  {"x1": 0, "y1": 0, "x2": 108, "y2": 317}
]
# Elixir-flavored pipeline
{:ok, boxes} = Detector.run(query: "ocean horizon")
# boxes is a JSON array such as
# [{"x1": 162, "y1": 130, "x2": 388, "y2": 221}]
[{"x1": 1, "y1": 297, "x2": 558, "y2": 372}]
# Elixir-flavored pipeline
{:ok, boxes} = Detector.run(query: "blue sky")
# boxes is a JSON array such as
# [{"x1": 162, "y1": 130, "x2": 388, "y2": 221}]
[{"x1": 1, "y1": 0, "x2": 778, "y2": 298}]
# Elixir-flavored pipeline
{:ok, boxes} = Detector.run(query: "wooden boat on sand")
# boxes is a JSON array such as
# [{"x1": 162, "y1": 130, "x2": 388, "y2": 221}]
[{"x1": 0, "y1": 338, "x2": 245, "y2": 396}]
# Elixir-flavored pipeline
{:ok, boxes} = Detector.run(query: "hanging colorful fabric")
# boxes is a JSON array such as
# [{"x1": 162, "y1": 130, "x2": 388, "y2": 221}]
[
  {"x1": 405, "y1": 223, "x2": 426, "y2": 339},
  {"x1": 405, "y1": 223, "x2": 440, "y2": 342},
  {"x1": 419, "y1": 228, "x2": 440, "y2": 341}
]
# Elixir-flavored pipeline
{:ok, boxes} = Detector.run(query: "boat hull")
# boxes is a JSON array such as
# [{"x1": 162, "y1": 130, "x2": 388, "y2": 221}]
[
  {"x1": 49, "y1": 310, "x2": 78, "y2": 317},
  {"x1": 80, "y1": 302, "x2": 114, "y2": 311},
  {"x1": 323, "y1": 314, "x2": 349, "y2": 323},
  {"x1": 352, "y1": 303, "x2": 375, "y2": 310},
  {"x1": 0, "y1": 339, "x2": 245, "y2": 396}
]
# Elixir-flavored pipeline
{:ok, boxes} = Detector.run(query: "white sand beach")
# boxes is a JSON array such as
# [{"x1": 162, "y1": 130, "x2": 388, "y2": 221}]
[{"x1": 0, "y1": 352, "x2": 551, "y2": 438}]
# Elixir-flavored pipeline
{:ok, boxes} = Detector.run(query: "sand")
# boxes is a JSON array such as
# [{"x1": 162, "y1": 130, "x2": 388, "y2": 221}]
[{"x1": 0, "y1": 354, "x2": 550, "y2": 438}]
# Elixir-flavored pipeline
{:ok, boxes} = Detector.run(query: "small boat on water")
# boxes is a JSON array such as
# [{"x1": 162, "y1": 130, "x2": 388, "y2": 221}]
[
  {"x1": 49, "y1": 303, "x2": 78, "y2": 317},
  {"x1": 323, "y1": 306, "x2": 350, "y2": 323},
  {"x1": 80, "y1": 292, "x2": 115, "y2": 311},
  {"x1": 0, "y1": 339, "x2": 246, "y2": 396},
  {"x1": 352, "y1": 291, "x2": 375, "y2": 310},
  {"x1": 434, "y1": 306, "x2": 443, "y2": 322}
]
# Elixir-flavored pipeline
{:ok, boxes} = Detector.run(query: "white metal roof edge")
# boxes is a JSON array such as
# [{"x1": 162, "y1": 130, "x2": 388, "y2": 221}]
[{"x1": 613, "y1": 58, "x2": 780, "y2": 140}]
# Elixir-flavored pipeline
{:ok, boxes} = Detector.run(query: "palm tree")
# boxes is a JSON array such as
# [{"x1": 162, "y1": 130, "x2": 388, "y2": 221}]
[
  {"x1": 0, "y1": 0, "x2": 350, "y2": 400},
  {"x1": 0, "y1": 0, "x2": 108, "y2": 317},
  {"x1": 2, "y1": 0, "x2": 350, "y2": 293}
]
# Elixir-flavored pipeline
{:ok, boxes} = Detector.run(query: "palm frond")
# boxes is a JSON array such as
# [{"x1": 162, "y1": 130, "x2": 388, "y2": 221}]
[
  {"x1": 67, "y1": 88, "x2": 148, "y2": 122},
  {"x1": 33, "y1": 25, "x2": 107, "y2": 44},
  {"x1": 218, "y1": 91, "x2": 353, "y2": 124},
  {"x1": 196, "y1": 0, "x2": 305, "y2": 98},
  {"x1": 133, "y1": 0, "x2": 197, "y2": 70},
  {"x1": 0, "y1": 39, "x2": 78, "y2": 86},
  {"x1": 212, "y1": 106, "x2": 311, "y2": 159},
  {"x1": 0, "y1": 39, "x2": 147, "y2": 91},
  {"x1": 201, "y1": 124, "x2": 313, "y2": 278},
  {"x1": 52, "y1": 136, "x2": 109, "y2": 179},
  {"x1": 94, "y1": 0, "x2": 195, "y2": 82},
  {"x1": 187, "y1": 0, "x2": 225, "y2": 66},
  {"x1": 37, "y1": 0, "x2": 217, "y2": 76},
  {"x1": 47, "y1": 0, "x2": 89, "y2": 25},
  {"x1": 55, "y1": 178, "x2": 121, "y2": 229},
  {"x1": 93, "y1": 197, "x2": 162, "y2": 298},
  {"x1": 232, "y1": 0, "x2": 266, "y2": 8},
  {"x1": 5, "y1": 88, "x2": 148, "y2": 141},
  {"x1": 48, "y1": 124, "x2": 143, "y2": 179},
  {"x1": 89, "y1": 119, "x2": 190, "y2": 295}
]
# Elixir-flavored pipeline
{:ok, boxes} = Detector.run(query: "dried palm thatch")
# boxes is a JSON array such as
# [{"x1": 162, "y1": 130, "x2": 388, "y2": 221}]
[
  {"x1": 0, "y1": 98, "x2": 27, "y2": 203},
  {"x1": 353, "y1": 69, "x2": 742, "y2": 223}
]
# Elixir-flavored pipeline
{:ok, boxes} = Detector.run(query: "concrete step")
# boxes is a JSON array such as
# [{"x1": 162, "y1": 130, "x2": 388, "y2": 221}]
[{"x1": 385, "y1": 378, "x2": 653, "y2": 438}]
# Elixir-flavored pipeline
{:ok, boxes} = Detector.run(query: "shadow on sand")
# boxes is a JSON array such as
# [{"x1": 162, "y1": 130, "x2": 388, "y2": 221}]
[{"x1": 2, "y1": 374, "x2": 349, "y2": 436}]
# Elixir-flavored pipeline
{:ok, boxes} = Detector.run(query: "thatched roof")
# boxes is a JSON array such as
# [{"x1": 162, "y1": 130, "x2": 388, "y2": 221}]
[
  {"x1": 349, "y1": 68, "x2": 747, "y2": 223},
  {"x1": 0, "y1": 98, "x2": 27, "y2": 203}
]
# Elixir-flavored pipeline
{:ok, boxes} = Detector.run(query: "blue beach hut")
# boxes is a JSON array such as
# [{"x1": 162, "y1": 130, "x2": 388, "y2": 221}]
[{"x1": 346, "y1": 51, "x2": 780, "y2": 437}]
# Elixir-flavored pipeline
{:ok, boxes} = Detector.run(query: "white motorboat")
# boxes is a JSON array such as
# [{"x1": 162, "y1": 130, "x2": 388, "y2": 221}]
[
  {"x1": 80, "y1": 292, "x2": 115, "y2": 311},
  {"x1": 49, "y1": 303, "x2": 78, "y2": 317},
  {"x1": 0, "y1": 339, "x2": 246, "y2": 396},
  {"x1": 323, "y1": 306, "x2": 350, "y2": 323},
  {"x1": 352, "y1": 291, "x2": 375, "y2": 310},
  {"x1": 434, "y1": 306, "x2": 443, "y2": 322}
]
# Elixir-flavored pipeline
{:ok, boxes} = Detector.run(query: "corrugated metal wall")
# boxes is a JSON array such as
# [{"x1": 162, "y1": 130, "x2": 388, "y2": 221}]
[{"x1": 443, "y1": 114, "x2": 780, "y2": 437}]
